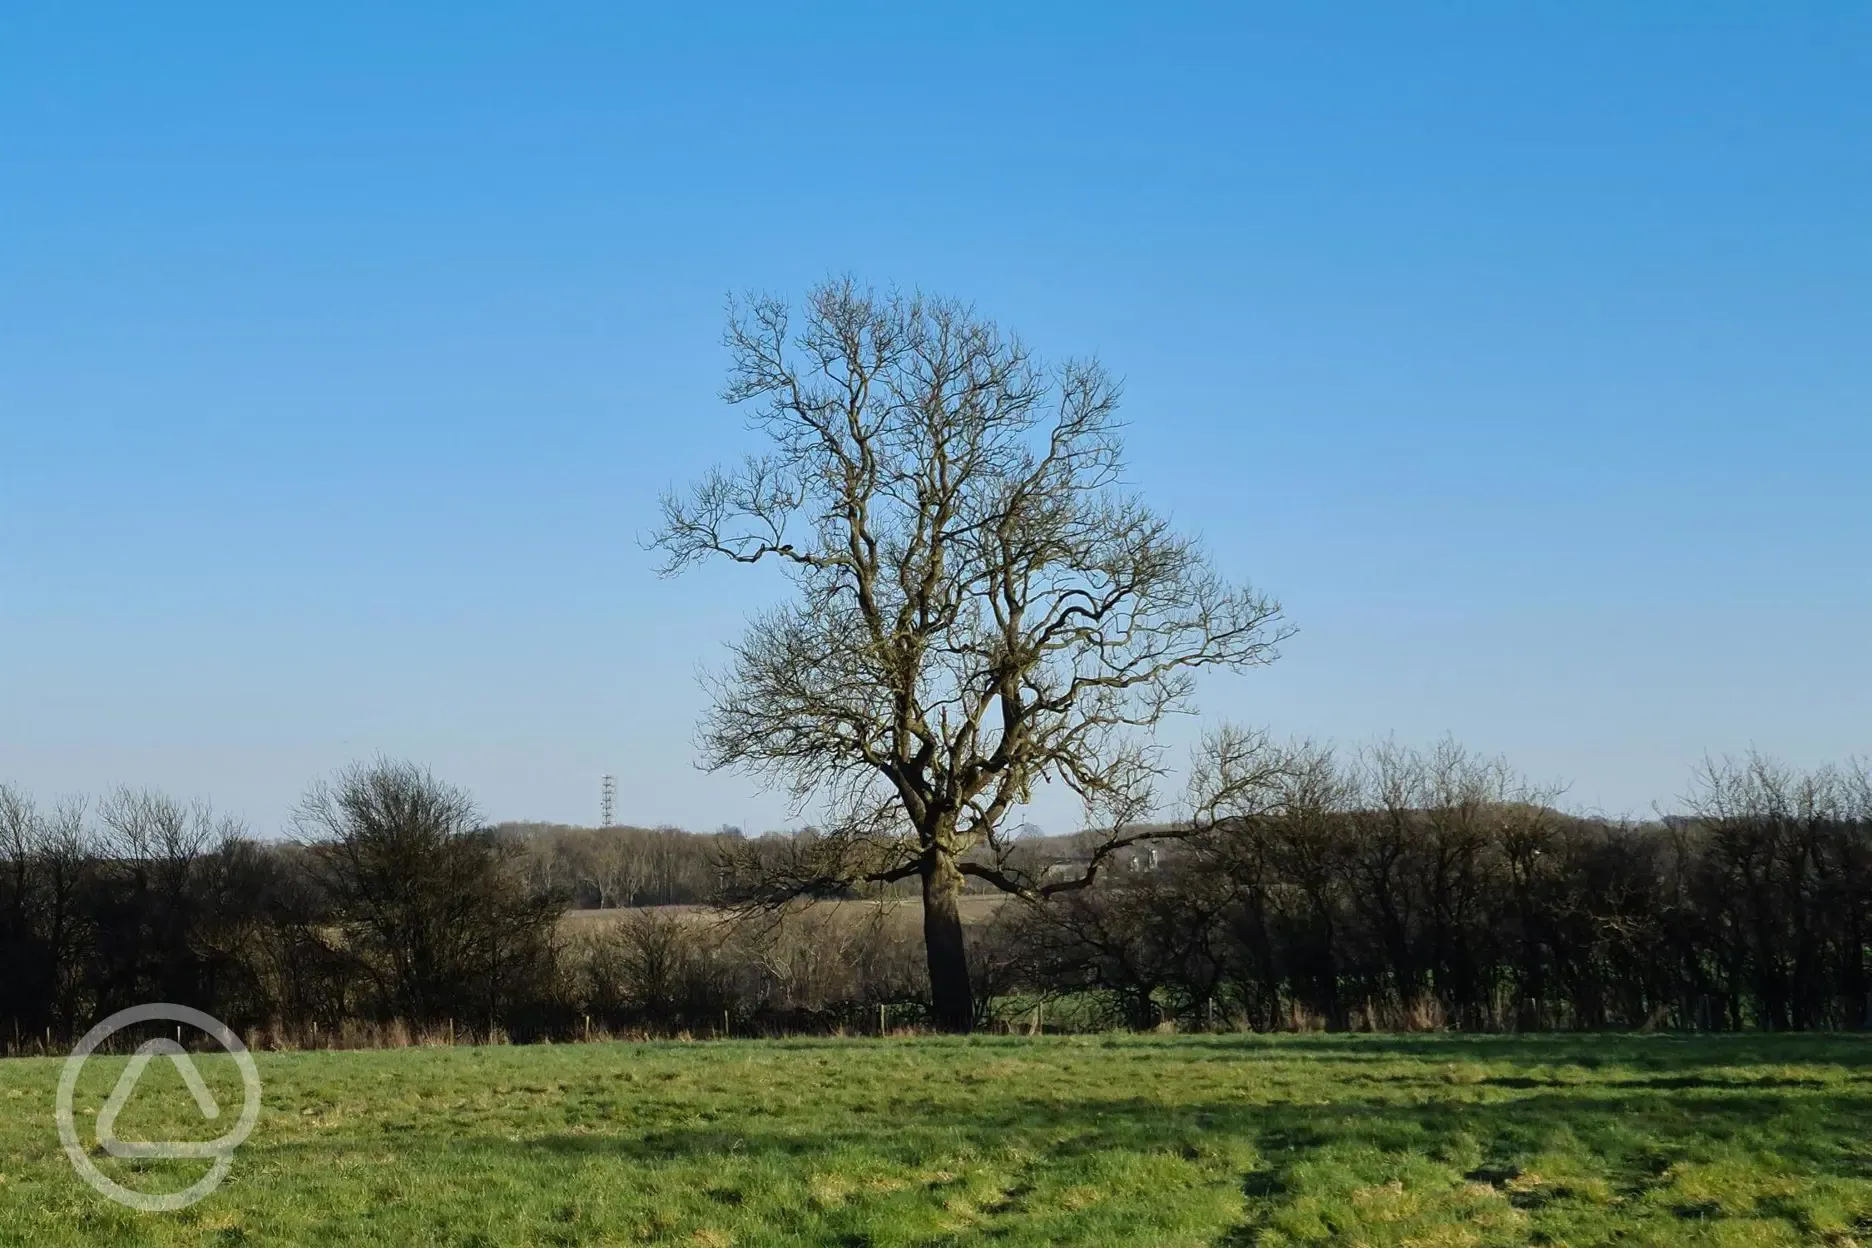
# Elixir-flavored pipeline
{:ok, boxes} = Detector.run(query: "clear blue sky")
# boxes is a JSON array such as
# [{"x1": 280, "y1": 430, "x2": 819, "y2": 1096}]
[{"x1": 2, "y1": 3, "x2": 1866, "y2": 836}]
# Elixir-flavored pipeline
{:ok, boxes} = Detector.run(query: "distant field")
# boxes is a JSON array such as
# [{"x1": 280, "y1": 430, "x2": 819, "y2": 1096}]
[{"x1": 6, "y1": 1033, "x2": 1872, "y2": 1246}]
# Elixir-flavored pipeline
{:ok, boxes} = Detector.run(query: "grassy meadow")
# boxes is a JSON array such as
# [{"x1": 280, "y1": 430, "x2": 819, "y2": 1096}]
[{"x1": 4, "y1": 1032, "x2": 1872, "y2": 1246}]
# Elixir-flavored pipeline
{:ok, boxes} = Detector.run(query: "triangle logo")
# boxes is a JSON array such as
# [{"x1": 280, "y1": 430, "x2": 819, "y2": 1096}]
[{"x1": 97, "y1": 1039, "x2": 224, "y2": 1159}]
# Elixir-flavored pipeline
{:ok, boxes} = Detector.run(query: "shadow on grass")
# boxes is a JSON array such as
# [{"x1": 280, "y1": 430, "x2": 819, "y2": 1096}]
[
  {"x1": 1099, "y1": 1031, "x2": 1872, "y2": 1069},
  {"x1": 254, "y1": 1071, "x2": 1872, "y2": 1243},
  {"x1": 474, "y1": 1089, "x2": 1869, "y2": 1160},
  {"x1": 1484, "y1": 1073, "x2": 1829, "y2": 1090}
]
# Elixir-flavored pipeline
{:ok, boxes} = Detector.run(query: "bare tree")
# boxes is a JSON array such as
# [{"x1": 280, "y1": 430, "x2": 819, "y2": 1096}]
[
  {"x1": 652, "y1": 279, "x2": 1292, "y2": 1029},
  {"x1": 94, "y1": 788, "x2": 241, "y2": 1008},
  {"x1": 295, "y1": 759, "x2": 560, "y2": 1029}
]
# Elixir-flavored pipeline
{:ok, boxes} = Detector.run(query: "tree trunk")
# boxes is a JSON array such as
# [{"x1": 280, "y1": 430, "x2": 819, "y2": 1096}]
[{"x1": 921, "y1": 845, "x2": 974, "y2": 1032}]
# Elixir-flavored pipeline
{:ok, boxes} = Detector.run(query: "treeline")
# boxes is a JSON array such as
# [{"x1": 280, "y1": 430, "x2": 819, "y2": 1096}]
[
  {"x1": 2, "y1": 746, "x2": 1868, "y2": 1050},
  {"x1": 0, "y1": 762, "x2": 560, "y2": 1049},
  {"x1": 501, "y1": 821, "x2": 1001, "y2": 908},
  {"x1": 995, "y1": 744, "x2": 1872, "y2": 1033},
  {"x1": 502, "y1": 822, "x2": 743, "y2": 909},
  {"x1": 0, "y1": 760, "x2": 936, "y2": 1049}
]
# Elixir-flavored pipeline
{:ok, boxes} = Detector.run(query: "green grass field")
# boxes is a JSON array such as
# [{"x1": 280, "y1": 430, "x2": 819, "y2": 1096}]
[{"x1": 5, "y1": 1032, "x2": 1872, "y2": 1246}]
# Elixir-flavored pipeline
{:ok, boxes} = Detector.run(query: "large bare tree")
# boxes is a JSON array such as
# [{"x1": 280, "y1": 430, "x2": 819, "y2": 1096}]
[{"x1": 653, "y1": 280, "x2": 1291, "y2": 1030}]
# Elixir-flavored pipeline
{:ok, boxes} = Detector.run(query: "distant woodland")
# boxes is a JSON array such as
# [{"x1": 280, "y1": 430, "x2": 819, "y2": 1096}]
[
  {"x1": 499, "y1": 821, "x2": 1030, "y2": 910},
  {"x1": 2, "y1": 745, "x2": 1870, "y2": 1049},
  {"x1": 499, "y1": 821, "x2": 746, "y2": 909}
]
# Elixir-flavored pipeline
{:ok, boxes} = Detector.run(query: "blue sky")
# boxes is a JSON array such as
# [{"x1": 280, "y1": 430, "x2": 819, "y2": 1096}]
[{"x1": 2, "y1": 3, "x2": 1866, "y2": 836}]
